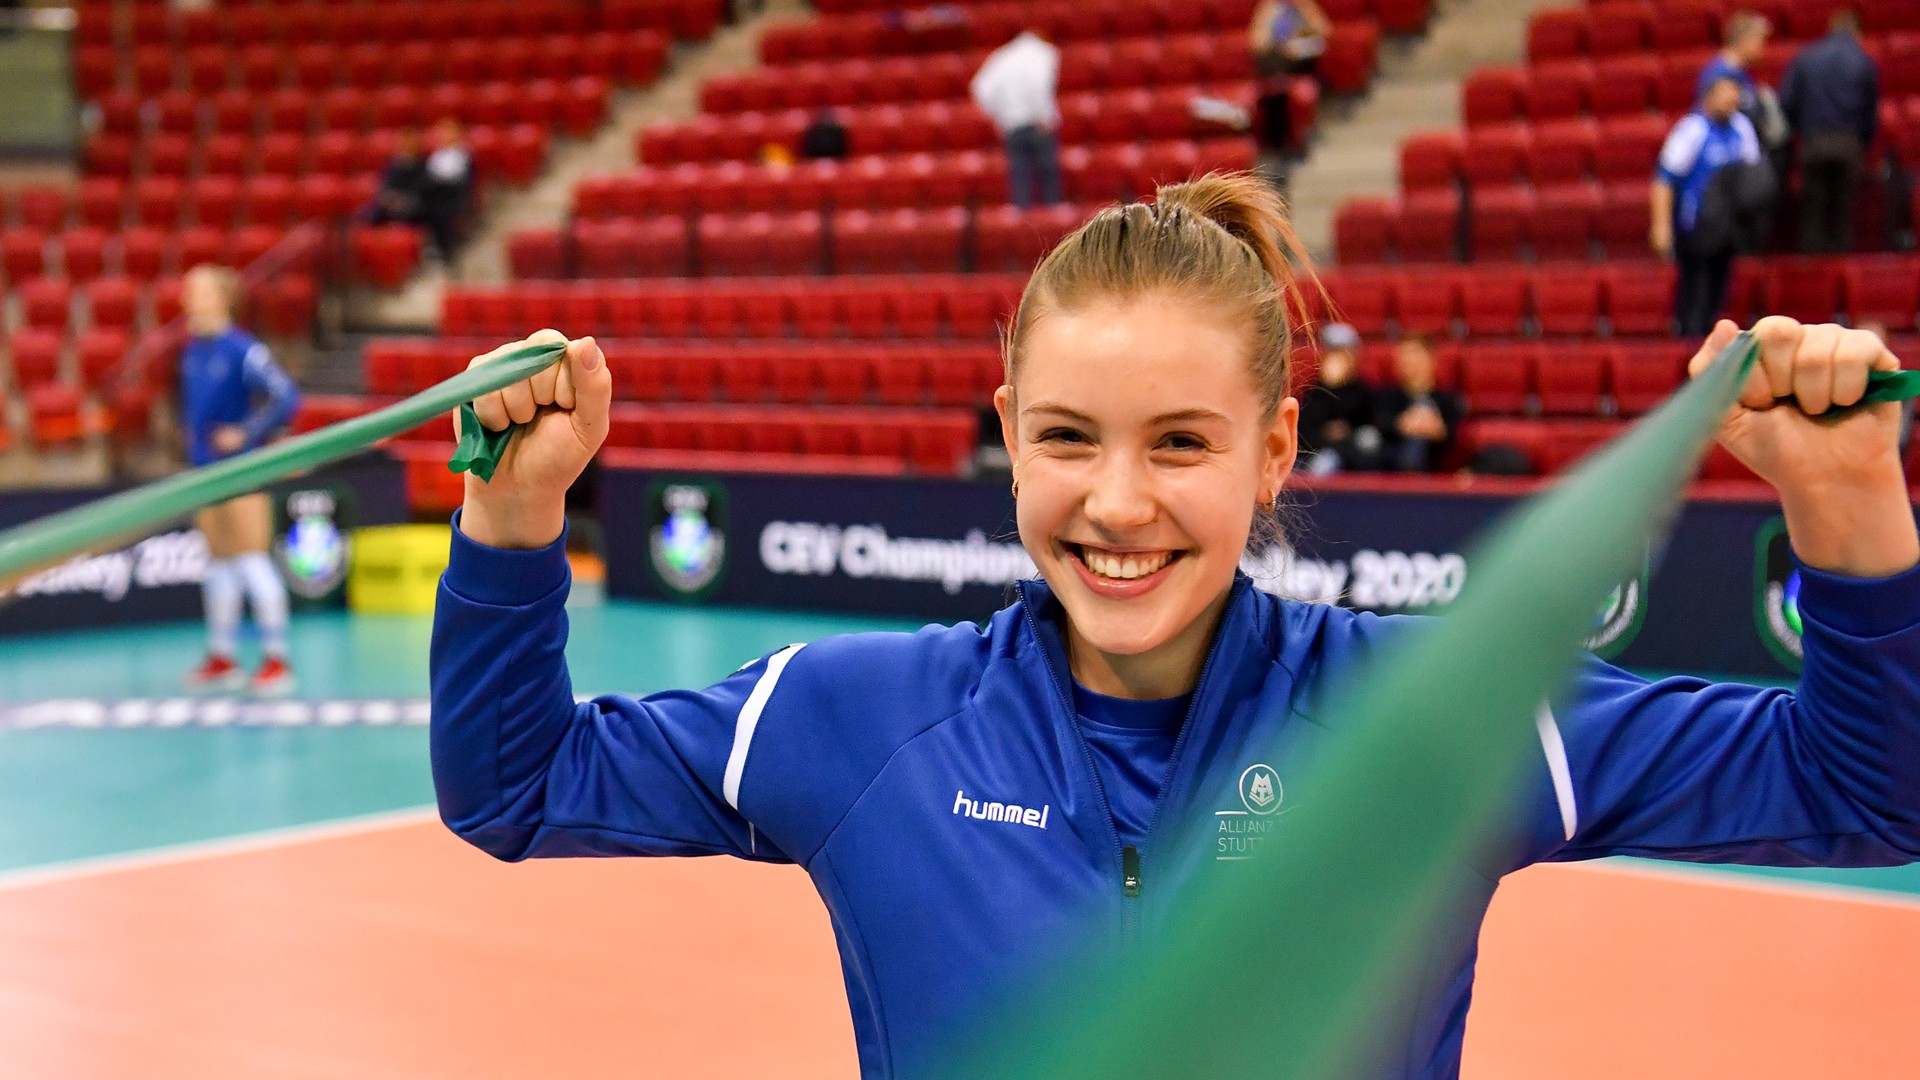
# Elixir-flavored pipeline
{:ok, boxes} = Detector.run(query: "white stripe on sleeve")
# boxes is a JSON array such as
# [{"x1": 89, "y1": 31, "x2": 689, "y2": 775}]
[
  {"x1": 722, "y1": 644, "x2": 804, "y2": 811},
  {"x1": 1535, "y1": 703, "x2": 1579, "y2": 842},
  {"x1": 1657, "y1": 114, "x2": 1709, "y2": 177}
]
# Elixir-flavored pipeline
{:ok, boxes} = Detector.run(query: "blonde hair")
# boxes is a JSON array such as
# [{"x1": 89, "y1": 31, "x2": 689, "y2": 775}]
[{"x1": 1002, "y1": 172, "x2": 1318, "y2": 422}]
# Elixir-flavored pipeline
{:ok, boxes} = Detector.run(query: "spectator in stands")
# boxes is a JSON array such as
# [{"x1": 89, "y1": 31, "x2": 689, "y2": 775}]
[
  {"x1": 1374, "y1": 334, "x2": 1462, "y2": 473},
  {"x1": 364, "y1": 126, "x2": 429, "y2": 233},
  {"x1": 800, "y1": 108, "x2": 849, "y2": 160},
  {"x1": 970, "y1": 27, "x2": 1062, "y2": 209},
  {"x1": 1247, "y1": 0, "x2": 1329, "y2": 169},
  {"x1": 1696, "y1": 12, "x2": 1771, "y2": 121},
  {"x1": 177, "y1": 264, "x2": 300, "y2": 697},
  {"x1": 422, "y1": 118, "x2": 474, "y2": 263},
  {"x1": 1780, "y1": 9, "x2": 1880, "y2": 254},
  {"x1": 1653, "y1": 76, "x2": 1765, "y2": 336},
  {"x1": 1297, "y1": 322, "x2": 1379, "y2": 475}
]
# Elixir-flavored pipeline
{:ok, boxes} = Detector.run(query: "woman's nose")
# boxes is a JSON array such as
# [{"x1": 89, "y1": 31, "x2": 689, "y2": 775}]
[{"x1": 1082, "y1": 455, "x2": 1156, "y2": 531}]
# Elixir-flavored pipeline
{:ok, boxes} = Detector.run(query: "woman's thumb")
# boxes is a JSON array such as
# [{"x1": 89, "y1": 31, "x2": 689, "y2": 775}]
[{"x1": 568, "y1": 336, "x2": 612, "y2": 446}]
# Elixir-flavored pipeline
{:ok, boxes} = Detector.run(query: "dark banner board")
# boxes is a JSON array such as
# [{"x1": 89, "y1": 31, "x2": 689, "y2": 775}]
[
  {"x1": 602, "y1": 467, "x2": 1920, "y2": 682},
  {"x1": 0, "y1": 452, "x2": 407, "y2": 637}
]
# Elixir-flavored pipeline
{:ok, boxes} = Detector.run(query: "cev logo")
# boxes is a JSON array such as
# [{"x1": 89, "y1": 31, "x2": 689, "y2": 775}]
[{"x1": 1239, "y1": 763, "x2": 1283, "y2": 816}]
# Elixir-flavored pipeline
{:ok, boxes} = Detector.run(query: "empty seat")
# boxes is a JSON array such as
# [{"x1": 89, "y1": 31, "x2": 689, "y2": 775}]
[
  {"x1": 1594, "y1": 182, "x2": 1654, "y2": 259},
  {"x1": 1585, "y1": 2, "x2": 1653, "y2": 56},
  {"x1": 8, "y1": 327, "x2": 63, "y2": 384},
  {"x1": 1321, "y1": 268, "x2": 1394, "y2": 335},
  {"x1": 58, "y1": 227, "x2": 109, "y2": 282},
  {"x1": 1459, "y1": 266, "x2": 1531, "y2": 335},
  {"x1": 1760, "y1": 258, "x2": 1843, "y2": 325},
  {"x1": 1603, "y1": 262, "x2": 1675, "y2": 336},
  {"x1": 1394, "y1": 269, "x2": 1463, "y2": 335},
  {"x1": 1460, "y1": 342, "x2": 1536, "y2": 416},
  {"x1": 1468, "y1": 186, "x2": 1533, "y2": 262},
  {"x1": 1610, "y1": 342, "x2": 1685, "y2": 415},
  {"x1": 1522, "y1": 60, "x2": 1591, "y2": 122},
  {"x1": 1462, "y1": 67, "x2": 1524, "y2": 128},
  {"x1": 1527, "y1": 119, "x2": 1598, "y2": 185},
  {"x1": 19, "y1": 278, "x2": 73, "y2": 330},
  {"x1": 1595, "y1": 115, "x2": 1671, "y2": 184},
  {"x1": 84, "y1": 276, "x2": 140, "y2": 330},
  {"x1": 1462, "y1": 125, "x2": 1531, "y2": 188},
  {"x1": 1532, "y1": 264, "x2": 1605, "y2": 336},
  {"x1": 1334, "y1": 198, "x2": 1393, "y2": 264},
  {"x1": 76, "y1": 327, "x2": 133, "y2": 385},
  {"x1": 1399, "y1": 132, "x2": 1463, "y2": 193},
  {"x1": 2, "y1": 228, "x2": 46, "y2": 282},
  {"x1": 1528, "y1": 7, "x2": 1587, "y2": 63},
  {"x1": 1396, "y1": 190, "x2": 1462, "y2": 264},
  {"x1": 1844, "y1": 257, "x2": 1920, "y2": 330},
  {"x1": 1537, "y1": 344, "x2": 1609, "y2": 416},
  {"x1": 1589, "y1": 55, "x2": 1658, "y2": 117}
]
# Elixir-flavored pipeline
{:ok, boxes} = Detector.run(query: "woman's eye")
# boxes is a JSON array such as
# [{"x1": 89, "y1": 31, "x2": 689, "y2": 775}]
[
  {"x1": 1160, "y1": 433, "x2": 1206, "y2": 451},
  {"x1": 1038, "y1": 428, "x2": 1087, "y2": 444}
]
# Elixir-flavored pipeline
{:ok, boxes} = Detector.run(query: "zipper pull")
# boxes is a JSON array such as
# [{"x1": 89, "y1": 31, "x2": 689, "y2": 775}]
[{"x1": 1122, "y1": 845, "x2": 1142, "y2": 898}]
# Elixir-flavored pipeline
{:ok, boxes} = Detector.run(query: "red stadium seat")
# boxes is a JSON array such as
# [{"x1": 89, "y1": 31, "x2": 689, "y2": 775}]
[
  {"x1": 1594, "y1": 182, "x2": 1654, "y2": 259},
  {"x1": 1322, "y1": 268, "x2": 1394, "y2": 335},
  {"x1": 27, "y1": 383, "x2": 86, "y2": 447},
  {"x1": 1394, "y1": 269, "x2": 1463, "y2": 335},
  {"x1": 1395, "y1": 190, "x2": 1461, "y2": 264},
  {"x1": 1585, "y1": 2, "x2": 1653, "y2": 56},
  {"x1": 1334, "y1": 198, "x2": 1394, "y2": 265},
  {"x1": 75, "y1": 327, "x2": 132, "y2": 385},
  {"x1": 1760, "y1": 258, "x2": 1844, "y2": 325},
  {"x1": 1462, "y1": 67, "x2": 1525, "y2": 128},
  {"x1": 190, "y1": 176, "x2": 242, "y2": 230},
  {"x1": 2, "y1": 228, "x2": 46, "y2": 282},
  {"x1": 58, "y1": 227, "x2": 108, "y2": 283},
  {"x1": 1844, "y1": 257, "x2": 1920, "y2": 330},
  {"x1": 1533, "y1": 264, "x2": 1605, "y2": 336},
  {"x1": 1603, "y1": 262, "x2": 1675, "y2": 336},
  {"x1": 1537, "y1": 343, "x2": 1609, "y2": 416},
  {"x1": 1460, "y1": 342, "x2": 1537, "y2": 416},
  {"x1": 77, "y1": 177, "x2": 127, "y2": 231},
  {"x1": 16, "y1": 185, "x2": 69, "y2": 231},
  {"x1": 19, "y1": 278, "x2": 73, "y2": 330},
  {"x1": 1657, "y1": 51, "x2": 1713, "y2": 114},
  {"x1": 1462, "y1": 125, "x2": 1531, "y2": 188},
  {"x1": 1460, "y1": 418, "x2": 1548, "y2": 473},
  {"x1": 1648, "y1": 2, "x2": 1719, "y2": 52},
  {"x1": 892, "y1": 289, "x2": 944, "y2": 338},
  {"x1": 171, "y1": 226, "x2": 229, "y2": 272},
  {"x1": 1589, "y1": 55, "x2": 1658, "y2": 118},
  {"x1": 1468, "y1": 186, "x2": 1532, "y2": 263},
  {"x1": 1531, "y1": 182, "x2": 1602, "y2": 262},
  {"x1": 1528, "y1": 8, "x2": 1587, "y2": 63},
  {"x1": 1459, "y1": 266, "x2": 1531, "y2": 336},
  {"x1": 1595, "y1": 115, "x2": 1671, "y2": 184},
  {"x1": 1527, "y1": 119, "x2": 1598, "y2": 186},
  {"x1": 8, "y1": 328, "x2": 63, "y2": 384},
  {"x1": 119, "y1": 227, "x2": 166, "y2": 282},
  {"x1": 1399, "y1": 132, "x2": 1463, "y2": 193},
  {"x1": 1610, "y1": 341, "x2": 1685, "y2": 415},
  {"x1": 351, "y1": 225, "x2": 422, "y2": 288},
  {"x1": 1522, "y1": 60, "x2": 1591, "y2": 123},
  {"x1": 84, "y1": 276, "x2": 139, "y2": 330},
  {"x1": 1540, "y1": 418, "x2": 1628, "y2": 474},
  {"x1": 508, "y1": 229, "x2": 567, "y2": 280}
]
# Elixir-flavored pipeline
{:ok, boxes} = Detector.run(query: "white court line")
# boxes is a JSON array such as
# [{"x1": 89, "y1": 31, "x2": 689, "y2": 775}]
[
  {"x1": 1558, "y1": 858, "x2": 1920, "y2": 912},
  {"x1": 0, "y1": 805, "x2": 439, "y2": 894}
]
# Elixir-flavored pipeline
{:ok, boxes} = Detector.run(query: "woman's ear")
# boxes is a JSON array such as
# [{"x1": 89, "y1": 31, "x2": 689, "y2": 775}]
[
  {"x1": 994, "y1": 384, "x2": 1018, "y2": 469},
  {"x1": 1264, "y1": 396, "x2": 1300, "y2": 494}
]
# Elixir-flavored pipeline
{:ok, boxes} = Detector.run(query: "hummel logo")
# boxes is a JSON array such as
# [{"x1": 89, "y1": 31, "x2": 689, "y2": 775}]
[{"x1": 952, "y1": 789, "x2": 1051, "y2": 830}]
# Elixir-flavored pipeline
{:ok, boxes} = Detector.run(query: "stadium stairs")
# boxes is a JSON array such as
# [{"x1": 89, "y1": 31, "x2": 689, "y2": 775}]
[{"x1": 1290, "y1": 0, "x2": 1565, "y2": 261}]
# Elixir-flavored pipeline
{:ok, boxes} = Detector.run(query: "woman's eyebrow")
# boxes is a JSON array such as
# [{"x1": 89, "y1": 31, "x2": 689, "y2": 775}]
[{"x1": 1024, "y1": 403, "x2": 1231, "y2": 426}]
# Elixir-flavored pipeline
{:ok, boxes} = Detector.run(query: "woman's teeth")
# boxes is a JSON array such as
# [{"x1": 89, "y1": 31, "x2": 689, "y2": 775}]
[{"x1": 1081, "y1": 548, "x2": 1173, "y2": 580}]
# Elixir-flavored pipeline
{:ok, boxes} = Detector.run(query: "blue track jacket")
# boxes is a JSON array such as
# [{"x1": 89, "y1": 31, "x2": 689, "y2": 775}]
[{"x1": 431, "y1": 520, "x2": 1920, "y2": 1079}]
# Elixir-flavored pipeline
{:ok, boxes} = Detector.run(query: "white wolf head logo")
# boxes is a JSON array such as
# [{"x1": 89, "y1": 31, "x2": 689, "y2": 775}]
[{"x1": 1239, "y1": 764, "x2": 1283, "y2": 816}]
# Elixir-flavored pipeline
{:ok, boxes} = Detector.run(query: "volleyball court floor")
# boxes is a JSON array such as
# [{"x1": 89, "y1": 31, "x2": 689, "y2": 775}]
[{"x1": 2, "y1": 600, "x2": 1918, "y2": 1078}]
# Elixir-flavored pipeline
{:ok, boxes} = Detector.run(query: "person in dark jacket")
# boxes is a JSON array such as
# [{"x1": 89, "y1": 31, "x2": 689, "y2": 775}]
[
  {"x1": 1296, "y1": 322, "x2": 1379, "y2": 475},
  {"x1": 421, "y1": 118, "x2": 473, "y2": 262},
  {"x1": 798, "y1": 108, "x2": 849, "y2": 160},
  {"x1": 364, "y1": 127, "x2": 428, "y2": 230},
  {"x1": 1373, "y1": 334, "x2": 1463, "y2": 473},
  {"x1": 1780, "y1": 9, "x2": 1881, "y2": 253},
  {"x1": 431, "y1": 173, "x2": 1920, "y2": 1080}
]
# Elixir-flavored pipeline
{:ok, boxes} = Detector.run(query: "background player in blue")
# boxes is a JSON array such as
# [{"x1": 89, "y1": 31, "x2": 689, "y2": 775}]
[
  {"x1": 430, "y1": 174, "x2": 1920, "y2": 1079},
  {"x1": 177, "y1": 264, "x2": 301, "y2": 694}
]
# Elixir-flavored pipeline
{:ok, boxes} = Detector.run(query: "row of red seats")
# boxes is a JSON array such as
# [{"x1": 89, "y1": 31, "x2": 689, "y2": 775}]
[
  {"x1": 1298, "y1": 336, "x2": 1690, "y2": 418},
  {"x1": 369, "y1": 337, "x2": 1006, "y2": 410},
  {"x1": 575, "y1": 140, "x2": 1256, "y2": 221},
  {"x1": 77, "y1": 31, "x2": 664, "y2": 100},
  {"x1": 1312, "y1": 256, "x2": 1920, "y2": 339},
  {"x1": 523, "y1": 203, "x2": 1098, "y2": 280},
  {"x1": 7, "y1": 174, "x2": 384, "y2": 234},
  {"x1": 1464, "y1": 40, "x2": 1920, "y2": 129},
  {"x1": 812, "y1": 0, "x2": 1430, "y2": 33},
  {"x1": 3, "y1": 224, "x2": 313, "y2": 285},
  {"x1": 1401, "y1": 115, "x2": 1670, "y2": 192},
  {"x1": 1335, "y1": 184, "x2": 1652, "y2": 264},
  {"x1": 638, "y1": 87, "x2": 1259, "y2": 166},
  {"x1": 442, "y1": 276, "x2": 1029, "y2": 341},
  {"x1": 705, "y1": 33, "x2": 1264, "y2": 114},
  {"x1": 7, "y1": 274, "x2": 319, "y2": 339},
  {"x1": 78, "y1": 0, "x2": 718, "y2": 51},
  {"x1": 92, "y1": 76, "x2": 618, "y2": 144},
  {"x1": 1527, "y1": 0, "x2": 1920, "y2": 64},
  {"x1": 301, "y1": 395, "x2": 981, "y2": 475},
  {"x1": 87, "y1": 123, "x2": 550, "y2": 187}
]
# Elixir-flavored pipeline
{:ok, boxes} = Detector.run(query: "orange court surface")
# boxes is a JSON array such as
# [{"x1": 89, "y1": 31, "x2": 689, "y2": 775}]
[{"x1": 2, "y1": 608, "x2": 1918, "y2": 1078}]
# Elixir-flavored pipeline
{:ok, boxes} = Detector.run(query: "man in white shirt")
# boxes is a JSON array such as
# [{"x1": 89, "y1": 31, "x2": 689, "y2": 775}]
[{"x1": 970, "y1": 28, "x2": 1062, "y2": 208}]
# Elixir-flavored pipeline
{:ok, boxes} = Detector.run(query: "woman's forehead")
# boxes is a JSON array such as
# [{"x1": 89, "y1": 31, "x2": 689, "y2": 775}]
[{"x1": 1017, "y1": 300, "x2": 1255, "y2": 404}]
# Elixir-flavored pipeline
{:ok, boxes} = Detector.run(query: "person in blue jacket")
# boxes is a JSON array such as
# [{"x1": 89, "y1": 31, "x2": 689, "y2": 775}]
[
  {"x1": 431, "y1": 173, "x2": 1920, "y2": 1079},
  {"x1": 178, "y1": 264, "x2": 301, "y2": 695}
]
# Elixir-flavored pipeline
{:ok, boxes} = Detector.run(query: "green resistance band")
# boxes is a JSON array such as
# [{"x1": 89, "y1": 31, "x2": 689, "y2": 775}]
[
  {"x1": 0, "y1": 340, "x2": 566, "y2": 586},
  {"x1": 942, "y1": 335, "x2": 1912, "y2": 1079}
]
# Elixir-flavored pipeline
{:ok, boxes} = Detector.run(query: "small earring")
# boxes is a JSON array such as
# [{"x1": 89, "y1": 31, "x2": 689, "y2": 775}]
[
  {"x1": 1011, "y1": 477, "x2": 1020, "y2": 498},
  {"x1": 1261, "y1": 492, "x2": 1279, "y2": 513}
]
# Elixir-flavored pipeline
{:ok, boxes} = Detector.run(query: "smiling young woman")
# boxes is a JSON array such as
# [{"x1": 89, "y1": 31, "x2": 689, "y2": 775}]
[{"x1": 432, "y1": 172, "x2": 1920, "y2": 1080}]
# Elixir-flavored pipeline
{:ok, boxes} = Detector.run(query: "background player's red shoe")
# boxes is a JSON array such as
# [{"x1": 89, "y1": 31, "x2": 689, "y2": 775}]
[
  {"x1": 184, "y1": 654, "x2": 244, "y2": 692},
  {"x1": 251, "y1": 656, "x2": 295, "y2": 696}
]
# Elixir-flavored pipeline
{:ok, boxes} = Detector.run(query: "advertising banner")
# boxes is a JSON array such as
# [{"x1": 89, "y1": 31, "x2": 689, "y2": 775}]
[
  {"x1": 0, "y1": 453, "x2": 407, "y2": 636},
  {"x1": 603, "y1": 468, "x2": 1916, "y2": 681}
]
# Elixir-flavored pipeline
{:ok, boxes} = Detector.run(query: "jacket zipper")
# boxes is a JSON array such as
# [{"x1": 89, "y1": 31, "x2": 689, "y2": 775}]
[{"x1": 1018, "y1": 580, "x2": 1243, "y2": 944}]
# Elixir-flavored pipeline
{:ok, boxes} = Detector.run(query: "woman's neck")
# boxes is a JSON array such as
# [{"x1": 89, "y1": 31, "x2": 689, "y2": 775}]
[{"x1": 1065, "y1": 585, "x2": 1233, "y2": 700}]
